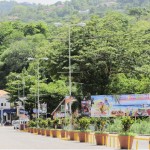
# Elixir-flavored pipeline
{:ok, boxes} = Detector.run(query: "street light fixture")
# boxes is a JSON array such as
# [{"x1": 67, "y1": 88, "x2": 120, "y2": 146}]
[{"x1": 28, "y1": 57, "x2": 48, "y2": 119}]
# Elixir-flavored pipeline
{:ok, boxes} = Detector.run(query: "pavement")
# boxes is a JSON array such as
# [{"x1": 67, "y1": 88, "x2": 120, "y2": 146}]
[
  {"x1": 0, "y1": 126, "x2": 149, "y2": 149},
  {"x1": 0, "y1": 126, "x2": 114, "y2": 149}
]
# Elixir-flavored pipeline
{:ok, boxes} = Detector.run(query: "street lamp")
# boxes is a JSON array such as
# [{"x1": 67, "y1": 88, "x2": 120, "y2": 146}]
[
  {"x1": 17, "y1": 75, "x2": 27, "y2": 129},
  {"x1": 28, "y1": 57, "x2": 48, "y2": 119},
  {"x1": 54, "y1": 22, "x2": 86, "y2": 115}
]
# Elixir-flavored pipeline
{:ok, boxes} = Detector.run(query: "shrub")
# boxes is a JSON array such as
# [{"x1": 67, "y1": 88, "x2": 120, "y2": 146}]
[
  {"x1": 121, "y1": 116, "x2": 134, "y2": 133},
  {"x1": 108, "y1": 118, "x2": 122, "y2": 133},
  {"x1": 28, "y1": 120, "x2": 37, "y2": 127},
  {"x1": 95, "y1": 118, "x2": 109, "y2": 133},
  {"x1": 78, "y1": 117, "x2": 90, "y2": 131}
]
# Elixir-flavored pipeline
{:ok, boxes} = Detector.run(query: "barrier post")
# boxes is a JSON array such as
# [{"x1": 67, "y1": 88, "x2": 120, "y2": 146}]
[
  {"x1": 149, "y1": 137, "x2": 150, "y2": 150},
  {"x1": 102, "y1": 136, "x2": 104, "y2": 145},
  {"x1": 110, "y1": 136, "x2": 112, "y2": 147},
  {"x1": 106, "y1": 135, "x2": 108, "y2": 146},
  {"x1": 128, "y1": 136, "x2": 130, "y2": 150},
  {"x1": 117, "y1": 137, "x2": 120, "y2": 148},
  {"x1": 136, "y1": 140, "x2": 138, "y2": 150},
  {"x1": 113, "y1": 136, "x2": 115, "y2": 147}
]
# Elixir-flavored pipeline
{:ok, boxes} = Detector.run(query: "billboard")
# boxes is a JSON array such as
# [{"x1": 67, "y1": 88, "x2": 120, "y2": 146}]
[
  {"x1": 81, "y1": 100, "x2": 91, "y2": 116},
  {"x1": 33, "y1": 103, "x2": 47, "y2": 114},
  {"x1": 90, "y1": 94, "x2": 150, "y2": 117}
]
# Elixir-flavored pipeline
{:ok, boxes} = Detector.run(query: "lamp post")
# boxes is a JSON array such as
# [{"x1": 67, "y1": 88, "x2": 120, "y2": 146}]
[
  {"x1": 54, "y1": 22, "x2": 86, "y2": 115},
  {"x1": 18, "y1": 75, "x2": 27, "y2": 129},
  {"x1": 28, "y1": 57, "x2": 48, "y2": 119}
]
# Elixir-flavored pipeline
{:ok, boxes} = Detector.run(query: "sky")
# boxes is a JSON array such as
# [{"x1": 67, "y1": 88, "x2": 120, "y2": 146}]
[{"x1": 0, "y1": 0, "x2": 70, "y2": 5}]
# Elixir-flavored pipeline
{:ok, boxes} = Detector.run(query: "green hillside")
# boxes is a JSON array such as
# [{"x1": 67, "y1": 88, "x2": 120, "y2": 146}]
[{"x1": 0, "y1": 0, "x2": 150, "y2": 22}]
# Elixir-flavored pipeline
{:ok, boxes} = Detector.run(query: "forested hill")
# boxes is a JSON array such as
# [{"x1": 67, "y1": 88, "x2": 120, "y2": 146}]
[{"x1": 0, "y1": 0, "x2": 150, "y2": 23}]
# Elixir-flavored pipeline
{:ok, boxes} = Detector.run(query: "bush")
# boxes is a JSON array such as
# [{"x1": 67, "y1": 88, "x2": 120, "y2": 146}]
[
  {"x1": 95, "y1": 118, "x2": 109, "y2": 133},
  {"x1": 130, "y1": 119, "x2": 150, "y2": 135},
  {"x1": 28, "y1": 120, "x2": 37, "y2": 127},
  {"x1": 120, "y1": 116, "x2": 134, "y2": 135},
  {"x1": 108, "y1": 118, "x2": 122, "y2": 133},
  {"x1": 47, "y1": 118, "x2": 53, "y2": 129},
  {"x1": 78, "y1": 117, "x2": 90, "y2": 131}
]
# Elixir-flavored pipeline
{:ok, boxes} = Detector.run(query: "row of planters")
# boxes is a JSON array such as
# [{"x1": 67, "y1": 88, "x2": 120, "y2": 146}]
[{"x1": 26, "y1": 116, "x2": 140, "y2": 149}]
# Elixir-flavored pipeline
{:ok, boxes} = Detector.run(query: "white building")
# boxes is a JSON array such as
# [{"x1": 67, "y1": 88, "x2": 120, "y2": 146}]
[{"x1": 0, "y1": 90, "x2": 16, "y2": 124}]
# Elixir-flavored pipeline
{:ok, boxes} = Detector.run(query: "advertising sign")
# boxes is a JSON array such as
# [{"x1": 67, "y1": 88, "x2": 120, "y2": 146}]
[
  {"x1": 90, "y1": 94, "x2": 150, "y2": 117},
  {"x1": 81, "y1": 100, "x2": 91, "y2": 116},
  {"x1": 40, "y1": 103, "x2": 47, "y2": 114}
]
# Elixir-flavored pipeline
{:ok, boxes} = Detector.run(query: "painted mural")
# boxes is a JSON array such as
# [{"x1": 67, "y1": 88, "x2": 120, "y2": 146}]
[{"x1": 90, "y1": 94, "x2": 150, "y2": 117}]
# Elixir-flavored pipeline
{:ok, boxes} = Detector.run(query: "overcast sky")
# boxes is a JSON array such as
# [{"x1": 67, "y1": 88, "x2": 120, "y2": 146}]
[{"x1": 0, "y1": 0, "x2": 70, "y2": 5}]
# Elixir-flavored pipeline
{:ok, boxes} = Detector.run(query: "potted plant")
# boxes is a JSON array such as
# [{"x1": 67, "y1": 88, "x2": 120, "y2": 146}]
[
  {"x1": 36, "y1": 118, "x2": 43, "y2": 135},
  {"x1": 78, "y1": 117, "x2": 90, "y2": 142},
  {"x1": 40, "y1": 120, "x2": 48, "y2": 136},
  {"x1": 118, "y1": 116, "x2": 135, "y2": 149},
  {"x1": 28, "y1": 120, "x2": 37, "y2": 133},
  {"x1": 46, "y1": 118, "x2": 52, "y2": 136},
  {"x1": 94, "y1": 118, "x2": 109, "y2": 145},
  {"x1": 51, "y1": 118, "x2": 59, "y2": 138},
  {"x1": 61, "y1": 118, "x2": 70, "y2": 138},
  {"x1": 27, "y1": 120, "x2": 36, "y2": 133}
]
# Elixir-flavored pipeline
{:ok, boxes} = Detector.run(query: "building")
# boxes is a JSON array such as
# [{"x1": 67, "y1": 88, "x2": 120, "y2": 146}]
[{"x1": 0, "y1": 90, "x2": 16, "y2": 125}]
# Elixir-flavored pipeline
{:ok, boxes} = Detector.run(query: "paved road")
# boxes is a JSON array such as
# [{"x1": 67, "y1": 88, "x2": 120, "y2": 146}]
[
  {"x1": 0, "y1": 127, "x2": 149, "y2": 149},
  {"x1": 0, "y1": 127, "x2": 114, "y2": 149}
]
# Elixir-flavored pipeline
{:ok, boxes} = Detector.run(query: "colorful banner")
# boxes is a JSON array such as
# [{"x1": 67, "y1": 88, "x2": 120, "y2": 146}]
[
  {"x1": 81, "y1": 100, "x2": 91, "y2": 116},
  {"x1": 90, "y1": 94, "x2": 150, "y2": 117}
]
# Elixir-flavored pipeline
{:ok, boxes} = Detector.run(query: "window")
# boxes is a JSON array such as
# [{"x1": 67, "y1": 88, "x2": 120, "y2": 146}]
[{"x1": 1, "y1": 103, "x2": 3, "y2": 106}]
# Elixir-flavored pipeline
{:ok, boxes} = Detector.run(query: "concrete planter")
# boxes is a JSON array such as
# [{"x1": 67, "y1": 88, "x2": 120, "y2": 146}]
[
  {"x1": 118, "y1": 135, "x2": 134, "y2": 149},
  {"x1": 95, "y1": 133, "x2": 109, "y2": 145}
]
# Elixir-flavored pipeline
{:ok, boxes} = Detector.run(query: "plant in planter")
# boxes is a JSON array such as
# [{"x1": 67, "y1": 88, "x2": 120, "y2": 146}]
[
  {"x1": 78, "y1": 117, "x2": 90, "y2": 142},
  {"x1": 94, "y1": 118, "x2": 109, "y2": 145},
  {"x1": 61, "y1": 117, "x2": 71, "y2": 138},
  {"x1": 28, "y1": 120, "x2": 37, "y2": 133},
  {"x1": 118, "y1": 116, "x2": 135, "y2": 149},
  {"x1": 51, "y1": 118, "x2": 59, "y2": 138},
  {"x1": 39, "y1": 120, "x2": 48, "y2": 135},
  {"x1": 36, "y1": 118, "x2": 44, "y2": 135},
  {"x1": 46, "y1": 118, "x2": 53, "y2": 136}
]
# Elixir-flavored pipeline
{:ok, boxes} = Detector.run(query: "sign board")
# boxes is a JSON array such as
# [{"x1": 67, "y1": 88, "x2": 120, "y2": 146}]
[
  {"x1": 33, "y1": 103, "x2": 47, "y2": 114},
  {"x1": 91, "y1": 94, "x2": 150, "y2": 117},
  {"x1": 81, "y1": 100, "x2": 91, "y2": 116},
  {"x1": 40, "y1": 103, "x2": 47, "y2": 114}
]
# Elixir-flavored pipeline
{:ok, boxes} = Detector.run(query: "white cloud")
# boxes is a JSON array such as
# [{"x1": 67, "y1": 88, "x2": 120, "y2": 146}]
[{"x1": 0, "y1": 0, "x2": 69, "y2": 5}]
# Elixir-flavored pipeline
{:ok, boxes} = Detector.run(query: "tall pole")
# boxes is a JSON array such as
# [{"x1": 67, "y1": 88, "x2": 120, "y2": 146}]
[
  {"x1": 69, "y1": 25, "x2": 71, "y2": 97},
  {"x1": 22, "y1": 77, "x2": 26, "y2": 129},
  {"x1": 37, "y1": 60, "x2": 40, "y2": 119},
  {"x1": 68, "y1": 25, "x2": 72, "y2": 115}
]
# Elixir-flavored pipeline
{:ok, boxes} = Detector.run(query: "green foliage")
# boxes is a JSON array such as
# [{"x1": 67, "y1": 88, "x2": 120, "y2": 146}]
[
  {"x1": 53, "y1": 118, "x2": 59, "y2": 128},
  {"x1": 90, "y1": 117, "x2": 97, "y2": 124},
  {"x1": 28, "y1": 120, "x2": 37, "y2": 127},
  {"x1": 78, "y1": 117, "x2": 90, "y2": 131},
  {"x1": 46, "y1": 118, "x2": 52, "y2": 129},
  {"x1": 0, "y1": 0, "x2": 150, "y2": 117},
  {"x1": 95, "y1": 118, "x2": 109, "y2": 133},
  {"x1": 130, "y1": 118, "x2": 150, "y2": 135},
  {"x1": 120, "y1": 116, "x2": 134, "y2": 133},
  {"x1": 108, "y1": 118, "x2": 122, "y2": 133},
  {"x1": 38, "y1": 119, "x2": 48, "y2": 129}
]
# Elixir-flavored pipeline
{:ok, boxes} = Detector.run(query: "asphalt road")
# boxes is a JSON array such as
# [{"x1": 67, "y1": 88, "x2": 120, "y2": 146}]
[
  {"x1": 0, "y1": 126, "x2": 114, "y2": 149},
  {"x1": 0, "y1": 126, "x2": 149, "y2": 149}
]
